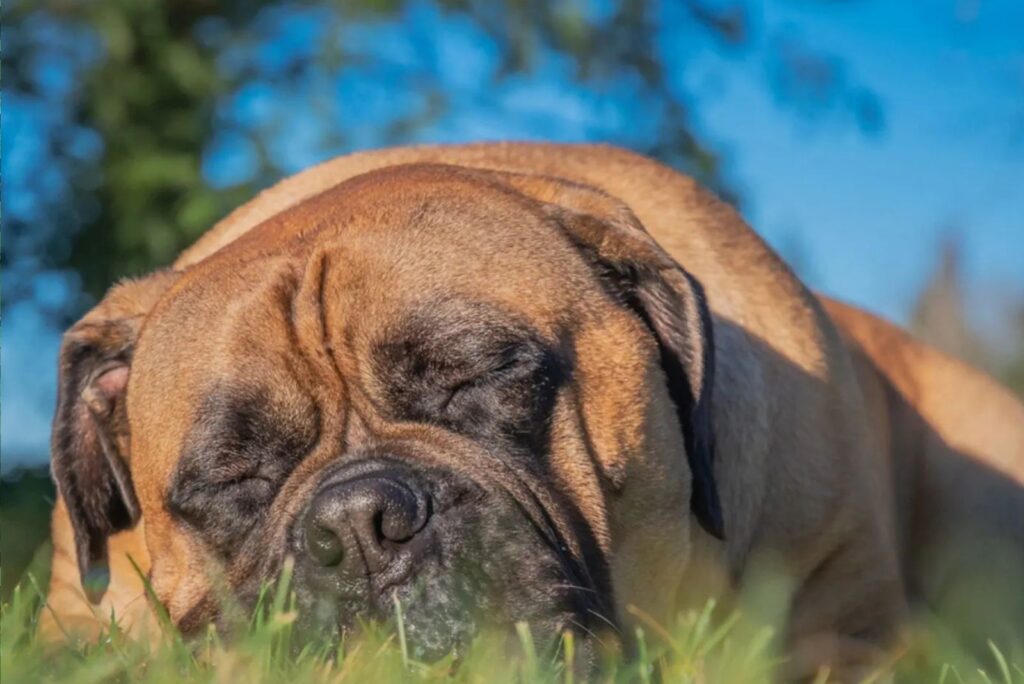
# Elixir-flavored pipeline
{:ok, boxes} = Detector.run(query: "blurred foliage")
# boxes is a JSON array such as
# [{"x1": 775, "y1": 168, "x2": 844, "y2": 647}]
[
  {"x1": 1002, "y1": 308, "x2": 1024, "y2": 397},
  {"x1": 2, "y1": 0, "x2": 882, "y2": 311},
  {"x1": 911, "y1": 237, "x2": 1024, "y2": 398},
  {"x1": 911, "y1": 238, "x2": 989, "y2": 370},
  {"x1": 0, "y1": 470, "x2": 54, "y2": 601}
]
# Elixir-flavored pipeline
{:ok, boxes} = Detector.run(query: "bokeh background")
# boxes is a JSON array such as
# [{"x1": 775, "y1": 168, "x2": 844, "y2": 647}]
[{"x1": 2, "y1": 0, "x2": 1023, "y2": 598}]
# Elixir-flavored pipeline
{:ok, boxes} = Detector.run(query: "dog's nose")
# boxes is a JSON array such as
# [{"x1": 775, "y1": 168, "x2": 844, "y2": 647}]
[{"x1": 304, "y1": 475, "x2": 430, "y2": 574}]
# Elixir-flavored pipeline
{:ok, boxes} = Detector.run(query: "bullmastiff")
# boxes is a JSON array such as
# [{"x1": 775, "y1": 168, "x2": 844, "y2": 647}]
[{"x1": 40, "y1": 143, "x2": 1024, "y2": 676}]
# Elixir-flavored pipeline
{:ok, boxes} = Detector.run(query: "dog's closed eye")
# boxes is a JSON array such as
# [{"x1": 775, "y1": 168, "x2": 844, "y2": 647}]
[
  {"x1": 370, "y1": 304, "x2": 568, "y2": 452},
  {"x1": 166, "y1": 388, "x2": 320, "y2": 557}
]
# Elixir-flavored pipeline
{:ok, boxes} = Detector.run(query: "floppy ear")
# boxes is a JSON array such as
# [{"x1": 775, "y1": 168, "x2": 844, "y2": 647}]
[
  {"x1": 501, "y1": 173, "x2": 725, "y2": 539},
  {"x1": 51, "y1": 270, "x2": 178, "y2": 602}
]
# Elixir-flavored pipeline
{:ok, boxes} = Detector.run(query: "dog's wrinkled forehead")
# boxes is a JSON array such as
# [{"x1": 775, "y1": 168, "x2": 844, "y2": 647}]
[
  {"x1": 127, "y1": 167, "x2": 604, "y2": 475},
  {"x1": 164, "y1": 165, "x2": 600, "y2": 325}
]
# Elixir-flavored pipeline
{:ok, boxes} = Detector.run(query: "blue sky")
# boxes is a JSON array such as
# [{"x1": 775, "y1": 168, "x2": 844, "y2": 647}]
[
  {"x1": 3, "y1": 0, "x2": 1022, "y2": 471},
  {"x1": 702, "y1": 1, "x2": 1024, "y2": 323}
]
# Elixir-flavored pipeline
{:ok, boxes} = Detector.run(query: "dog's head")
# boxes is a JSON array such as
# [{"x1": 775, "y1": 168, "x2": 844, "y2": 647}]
[{"x1": 51, "y1": 163, "x2": 722, "y2": 659}]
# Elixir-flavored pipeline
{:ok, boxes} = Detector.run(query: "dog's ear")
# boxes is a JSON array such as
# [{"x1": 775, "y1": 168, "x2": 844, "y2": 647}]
[
  {"x1": 51, "y1": 270, "x2": 178, "y2": 602},
  {"x1": 501, "y1": 173, "x2": 724, "y2": 539}
]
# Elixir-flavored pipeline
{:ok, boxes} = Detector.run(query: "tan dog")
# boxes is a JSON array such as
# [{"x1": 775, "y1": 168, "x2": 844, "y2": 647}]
[{"x1": 40, "y1": 143, "x2": 1024, "y2": 676}]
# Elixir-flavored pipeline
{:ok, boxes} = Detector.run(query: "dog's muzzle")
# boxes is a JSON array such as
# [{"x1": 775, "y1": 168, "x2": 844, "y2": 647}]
[{"x1": 288, "y1": 455, "x2": 611, "y2": 663}]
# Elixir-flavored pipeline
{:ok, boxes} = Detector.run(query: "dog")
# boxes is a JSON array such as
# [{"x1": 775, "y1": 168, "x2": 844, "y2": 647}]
[{"x1": 40, "y1": 143, "x2": 1024, "y2": 676}]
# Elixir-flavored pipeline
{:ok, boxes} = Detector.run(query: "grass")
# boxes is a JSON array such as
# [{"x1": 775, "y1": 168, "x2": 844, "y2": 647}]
[
  {"x1": 1, "y1": 474, "x2": 1021, "y2": 683},
  {"x1": 1, "y1": 545, "x2": 1022, "y2": 684}
]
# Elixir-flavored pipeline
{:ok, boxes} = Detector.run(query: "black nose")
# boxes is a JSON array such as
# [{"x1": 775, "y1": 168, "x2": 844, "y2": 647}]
[{"x1": 304, "y1": 475, "x2": 430, "y2": 574}]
